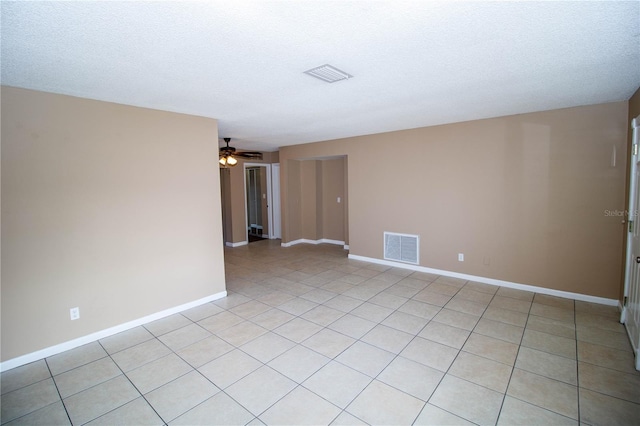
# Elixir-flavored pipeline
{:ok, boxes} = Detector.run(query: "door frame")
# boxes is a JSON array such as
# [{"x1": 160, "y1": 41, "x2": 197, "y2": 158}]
[
  {"x1": 243, "y1": 163, "x2": 273, "y2": 241},
  {"x1": 622, "y1": 116, "x2": 640, "y2": 324},
  {"x1": 271, "y1": 163, "x2": 282, "y2": 239}
]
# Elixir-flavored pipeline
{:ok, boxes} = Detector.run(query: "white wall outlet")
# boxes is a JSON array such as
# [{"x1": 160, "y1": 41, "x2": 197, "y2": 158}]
[
  {"x1": 337, "y1": 197, "x2": 341, "y2": 203},
  {"x1": 70, "y1": 307, "x2": 80, "y2": 320},
  {"x1": 458, "y1": 253, "x2": 464, "y2": 262}
]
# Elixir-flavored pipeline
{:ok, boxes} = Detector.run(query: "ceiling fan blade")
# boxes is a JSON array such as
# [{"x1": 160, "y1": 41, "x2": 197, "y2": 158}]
[{"x1": 235, "y1": 152, "x2": 263, "y2": 159}]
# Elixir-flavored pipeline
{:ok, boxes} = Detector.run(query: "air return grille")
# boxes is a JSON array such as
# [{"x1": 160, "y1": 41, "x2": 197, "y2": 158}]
[
  {"x1": 304, "y1": 64, "x2": 353, "y2": 83},
  {"x1": 384, "y1": 232, "x2": 419, "y2": 265}
]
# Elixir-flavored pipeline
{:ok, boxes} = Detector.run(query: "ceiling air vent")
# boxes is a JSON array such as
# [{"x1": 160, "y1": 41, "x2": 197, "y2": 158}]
[
  {"x1": 384, "y1": 232, "x2": 419, "y2": 265},
  {"x1": 304, "y1": 64, "x2": 353, "y2": 83}
]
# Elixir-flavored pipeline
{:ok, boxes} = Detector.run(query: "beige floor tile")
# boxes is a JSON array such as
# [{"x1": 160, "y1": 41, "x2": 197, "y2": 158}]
[
  {"x1": 409, "y1": 271, "x2": 440, "y2": 282},
  {"x1": 361, "y1": 324, "x2": 414, "y2": 354},
  {"x1": 412, "y1": 289, "x2": 453, "y2": 307},
  {"x1": 433, "y1": 309, "x2": 480, "y2": 331},
  {"x1": 464, "y1": 281, "x2": 499, "y2": 295},
  {"x1": 126, "y1": 353, "x2": 192, "y2": 394},
  {"x1": 339, "y1": 274, "x2": 369, "y2": 285},
  {"x1": 444, "y1": 297, "x2": 488, "y2": 316},
  {"x1": 302, "y1": 328, "x2": 356, "y2": 358},
  {"x1": 169, "y1": 392, "x2": 254, "y2": 426},
  {"x1": 301, "y1": 305, "x2": 346, "y2": 326},
  {"x1": 497, "y1": 396, "x2": 578, "y2": 425},
  {"x1": 0, "y1": 378, "x2": 60, "y2": 424},
  {"x1": 64, "y1": 375, "x2": 140, "y2": 425},
  {"x1": 158, "y1": 323, "x2": 211, "y2": 351},
  {"x1": 577, "y1": 341, "x2": 638, "y2": 374},
  {"x1": 455, "y1": 287, "x2": 495, "y2": 304},
  {"x1": 575, "y1": 300, "x2": 619, "y2": 319},
  {"x1": 145, "y1": 371, "x2": 219, "y2": 422},
  {"x1": 368, "y1": 292, "x2": 409, "y2": 309},
  {"x1": 347, "y1": 380, "x2": 425, "y2": 425},
  {"x1": 533, "y1": 294, "x2": 575, "y2": 311},
  {"x1": 449, "y1": 351, "x2": 512, "y2": 393},
  {"x1": 525, "y1": 315, "x2": 575, "y2": 339},
  {"x1": 328, "y1": 314, "x2": 377, "y2": 339},
  {"x1": 496, "y1": 287, "x2": 534, "y2": 301},
  {"x1": 401, "y1": 337, "x2": 459, "y2": 372},
  {"x1": 462, "y1": 333, "x2": 519, "y2": 366},
  {"x1": 474, "y1": 317, "x2": 524, "y2": 344},
  {"x1": 330, "y1": 411, "x2": 367, "y2": 425},
  {"x1": 336, "y1": 341, "x2": 395, "y2": 377},
  {"x1": 303, "y1": 361, "x2": 372, "y2": 408},
  {"x1": 260, "y1": 386, "x2": 341, "y2": 425},
  {"x1": 413, "y1": 403, "x2": 475, "y2": 425},
  {"x1": 54, "y1": 357, "x2": 122, "y2": 398},
  {"x1": 321, "y1": 280, "x2": 356, "y2": 295},
  {"x1": 144, "y1": 314, "x2": 192, "y2": 337},
  {"x1": 579, "y1": 388, "x2": 640, "y2": 426},
  {"x1": 578, "y1": 362, "x2": 640, "y2": 403},
  {"x1": 381, "y1": 311, "x2": 429, "y2": 334},
  {"x1": 419, "y1": 321, "x2": 471, "y2": 349},
  {"x1": 300, "y1": 288, "x2": 339, "y2": 304},
  {"x1": 110, "y1": 339, "x2": 172, "y2": 372},
  {"x1": 256, "y1": 290, "x2": 296, "y2": 307},
  {"x1": 350, "y1": 302, "x2": 394, "y2": 323},
  {"x1": 516, "y1": 346, "x2": 577, "y2": 385},
  {"x1": 229, "y1": 300, "x2": 273, "y2": 319},
  {"x1": 216, "y1": 321, "x2": 268, "y2": 346},
  {"x1": 576, "y1": 312, "x2": 626, "y2": 333},
  {"x1": 226, "y1": 366, "x2": 297, "y2": 416},
  {"x1": 46, "y1": 342, "x2": 107, "y2": 376},
  {"x1": 250, "y1": 308, "x2": 295, "y2": 330},
  {"x1": 180, "y1": 303, "x2": 225, "y2": 322},
  {"x1": 268, "y1": 345, "x2": 330, "y2": 383},
  {"x1": 342, "y1": 285, "x2": 382, "y2": 301},
  {"x1": 577, "y1": 325, "x2": 633, "y2": 351},
  {"x1": 274, "y1": 317, "x2": 322, "y2": 343},
  {"x1": 197, "y1": 310, "x2": 244, "y2": 333},
  {"x1": 522, "y1": 329, "x2": 576, "y2": 359},
  {"x1": 530, "y1": 303, "x2": 574, "y2": 323},
  {"x1": 482, "y1": 306, "x2": 528, "y2": 327},
  {"x1": 506, "y1": 368, "x2": 578, "y2": 419},
  {"x1": 4, "y1": 402, "x2": 68, "y2": 426},
  {"x1": 1, "y1": 360, "x2": 51, "y2": 395},
  {"x1": 434, "y1": 276, "x2": 467, "y2": 287},
  {"x1": 99, "y1": 326, "x2": 154, "y2": 355},
  {"x1": 198, "y1": 349, "x2": 262, "y2": 389},
  {"x1": 240, "y1": 332, "x2": 296, "y2": 363},
  {"x1": 385, "y1": 284, "x2": 422, "y2": 298},
  {"x1": 278, "y1": 297, "x2": 319, "y2": 315},
  {"x1": 430, "y1": 375, "x2": 504, "y2": 426},
  {"x1": 425, "y1": 282, "x2": 460, "y2": 297},
  {"x1": 489, "y1": 295, "x2": 532, "y2": 314},
  {"x1": 397, "y1": 299, "x2": 441, "y2": 320},
  {"x1": 323, "y1": 295, "x2": 363, "y2": 313},
  {"x1": 176, "y1": 335, "x2": 234, "y2": 368},
  {"x1": 378, "y1": 356, "x2": 443, "y2": 401},
  {"x1": 86, "y1": 397, "x2": 163, "y2": 425}
]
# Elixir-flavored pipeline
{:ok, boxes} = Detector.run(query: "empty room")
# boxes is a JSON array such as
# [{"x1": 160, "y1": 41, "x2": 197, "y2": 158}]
[{"x1": 1, "y1": 1, "x2": 640, "y2": 425}]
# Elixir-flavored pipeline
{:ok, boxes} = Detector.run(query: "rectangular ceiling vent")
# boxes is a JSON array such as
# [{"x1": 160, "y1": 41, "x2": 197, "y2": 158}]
[
  {"x1": 304, "y1": 64, "x2": 353, "y2": 83},
  {"x1": 384, "y1": 232, "x2": 419, "y2": 265}
]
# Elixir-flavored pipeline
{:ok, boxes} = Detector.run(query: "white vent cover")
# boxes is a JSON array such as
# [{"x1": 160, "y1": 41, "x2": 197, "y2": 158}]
[
  {"x1": 384, "y1": 232, "x2": 419, "y2": 265},
  {"x1": 304, "y1": 64, "x2": 353, "y2": 83}
]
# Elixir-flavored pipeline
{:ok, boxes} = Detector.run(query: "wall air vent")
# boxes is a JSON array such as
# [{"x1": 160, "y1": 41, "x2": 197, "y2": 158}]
[
  {"x1": 384, "y1": 232, "x2": 419, "y2": 265},
  {"x1": 304, "y1": 64, "x2": 353, "y2": 83}
]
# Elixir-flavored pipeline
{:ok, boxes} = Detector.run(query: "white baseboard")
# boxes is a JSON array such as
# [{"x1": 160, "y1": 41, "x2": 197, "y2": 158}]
[
  {"x1": 281, "y1": 238, "x2": 348, "y2": 249},
  {"x1": 225, "y1": 241, "x2": 248, "y2": 247},
  {"x1": 348, "y1": 254, "x2": 619, "y2": 306},
  {"x1": 0, "y1": 290, "x2": 227, "y2": 372}
]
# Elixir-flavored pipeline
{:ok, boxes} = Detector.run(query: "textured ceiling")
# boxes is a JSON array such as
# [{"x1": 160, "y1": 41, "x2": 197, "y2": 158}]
[{"x1": 2, "y1": 1, "x2": 639, "y2": 152}]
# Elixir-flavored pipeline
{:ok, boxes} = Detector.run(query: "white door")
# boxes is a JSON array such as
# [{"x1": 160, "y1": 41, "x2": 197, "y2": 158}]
[
  {"x1": 271, "y1": 163, "x2": 282, "y2": 239},
  {"x1": 623, "y1": 116, "x2": 640, "y2": 370}
]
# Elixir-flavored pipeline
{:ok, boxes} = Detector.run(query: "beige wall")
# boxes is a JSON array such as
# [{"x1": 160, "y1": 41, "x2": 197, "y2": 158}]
[
  {"x1": 322, "y1": 159, "x2": 346, "y2": 242},
  {"x1": 280, "y1": 102, "x2": 629, "y2": 299},
  {"x1": 1, "y1": 87, "x2": 225, "y2": 362}
]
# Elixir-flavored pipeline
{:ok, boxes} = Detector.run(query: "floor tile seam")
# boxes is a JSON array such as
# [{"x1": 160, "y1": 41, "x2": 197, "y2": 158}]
[
  {"x1": 31, "y1": 359, "x2": 72, "y2": 425},
  {"x1": 518, "y1": 340, "x2": 577, "y2": 361},
  {"x1": 575, "y1": 357, "x2": 640, "y2": 376},
  {"x1": 0, "y1": 400, "x2": 66, "y2": 426},
  {"x1": 577, "y1": 385, "x2": 640, "y2": 407},
  {"x1": 142, "y1": 314, "x2": 197, "y2": 339},
  {"x1": 506, "y1": 393, "x2": 582, "y2": 423}
]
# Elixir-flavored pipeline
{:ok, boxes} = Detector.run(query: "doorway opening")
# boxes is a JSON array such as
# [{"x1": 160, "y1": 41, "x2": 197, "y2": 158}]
[{"x1": 244, "y1": 163, "x2": 273, "y2": 244}]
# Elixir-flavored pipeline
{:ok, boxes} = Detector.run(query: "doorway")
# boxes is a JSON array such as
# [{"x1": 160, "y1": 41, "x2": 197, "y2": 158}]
[{"x1": 244, "y1": 163, "x2": 272, "y2": 243}]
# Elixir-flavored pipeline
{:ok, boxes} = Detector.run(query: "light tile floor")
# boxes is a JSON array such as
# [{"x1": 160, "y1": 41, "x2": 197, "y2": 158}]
[{"x1": 2, "y1": 240, "x2": 640, "y2": 425}]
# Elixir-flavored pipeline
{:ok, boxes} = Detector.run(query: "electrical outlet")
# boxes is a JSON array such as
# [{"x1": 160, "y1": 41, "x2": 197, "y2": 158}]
[
  {"x1": 70, "y1": 307, "x2": 80, "y2": 320},
  {"x1": 337, "y1": 197, "x2": 341, "y2": 203},
  {"x1": 458, "y1": 253, "x2": 464, "y2": 262}
]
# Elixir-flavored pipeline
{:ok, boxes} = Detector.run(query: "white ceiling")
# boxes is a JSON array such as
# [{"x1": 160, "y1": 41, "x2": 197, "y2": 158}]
[{"x1": 2, "y1": 1, "x2": 639, "y2": 152}]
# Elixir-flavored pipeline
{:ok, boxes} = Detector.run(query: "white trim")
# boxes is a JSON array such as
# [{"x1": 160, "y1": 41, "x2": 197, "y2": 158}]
[
  {"x1": 225, "y1": 241, "x2": 248, "y2": 247},
  {"x1": 281, "y1": 238, "x2": 347, "y2": 249},
  {"x1": 348, "y1": 254, "x2": 618, "y2": 306},
  {"x1": 0, "y1": 291, "x2": 227, "y2": 372}
]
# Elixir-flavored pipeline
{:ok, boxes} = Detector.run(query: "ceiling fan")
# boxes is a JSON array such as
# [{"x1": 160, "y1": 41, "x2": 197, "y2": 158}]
[{"x1": 219, "y1": 137, "x2": 262, "y2": 167}]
